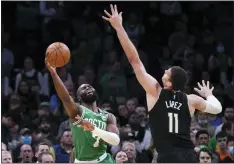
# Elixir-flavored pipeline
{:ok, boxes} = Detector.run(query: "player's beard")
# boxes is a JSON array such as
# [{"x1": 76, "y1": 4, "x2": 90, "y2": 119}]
[{"x1": 80, "y1": 91, "x2": 97, "y2": 104}]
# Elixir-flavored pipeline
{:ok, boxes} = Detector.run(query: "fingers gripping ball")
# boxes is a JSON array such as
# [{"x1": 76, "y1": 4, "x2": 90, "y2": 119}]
[{"x1": 46, "y1": 42, "x2": 70, "y2": 67}]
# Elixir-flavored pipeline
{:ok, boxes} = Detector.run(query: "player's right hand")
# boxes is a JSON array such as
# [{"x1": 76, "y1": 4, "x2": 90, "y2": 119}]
[
  {"x1": 102, "y1": 4, "x2": 123, "y2": 31},
  {"x1": 45, "y1": 58, "x2": 56, "y2": 74},
  {"x1": 75, "y1": 115, "x2": 95, "y2": 131},
  {"x1": 194, "y1": 80, "x2": 214, "y2": 98}
]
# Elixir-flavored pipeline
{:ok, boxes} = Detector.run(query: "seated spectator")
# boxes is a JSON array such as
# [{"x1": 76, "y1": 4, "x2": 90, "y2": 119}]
[
  {"x1": 50, "y1": 80, "x2": 75, "y2": 114},
  {"x1": 19, "y1": 128, "x2": 33, "y2": 145},
  {"x1": 52, "y1": 129, "x2": 73, "y2": 163},
  {"x1": 215, "y1": 107, "x2": 234, "y2": 136},
  {"x1": 17, "y1": 80, "x2": 39, "y2": 118},
  {"x1": 2, "y1": 151, "x2": 13, "y2": 163},
  {"x1": 126, "y1": 98, "x2": 136, "y2": 115},
  {"x1": 38, "y1": 116, "x2": 57, "y2": 145},
  {"x1": 2, "y1": 76, "x2": 13, "y2": 98},
  {"x1": 2, "y1": 142, "x2": 7, "y2": 151},
  {"x1": 196, "y1": 130, "x2": 210, "y2": 147},
  {"x1": 196, "y1": 111, "x2": 216, "y2": 136},
  {"x1": 216, "y1": 131, "x2": 233, "y2": 162},
  {"x1": 15, "y1": 57, "x2": 46, "y2": 96},
  {"x1": 35, "y1": 142, "x2": 50, "y2": 162},
  {"x1": 19, "y1": 144, "x2": 34, "y2": 163},
  {"x1": 117, "y1": 104, "x2": 129, "y2": 126},
  {"x1": 121, "y1": 141, "x2": 137, "y2": 163},
  {"x1": 121, "y1": 141, "x2": 152, "y2": 163},
  {"x1": 115, "y1": 150, "x2": 129, "y2": 163},
  {"x1": 199, "y1": 148, "x2": 212, "y2": 163},
  {"x1": 38, "y1": 152, "x2": 54, "y2": 163},
  {"x1": 57, "y1": 119, "x2": 70, "y2": 140}
]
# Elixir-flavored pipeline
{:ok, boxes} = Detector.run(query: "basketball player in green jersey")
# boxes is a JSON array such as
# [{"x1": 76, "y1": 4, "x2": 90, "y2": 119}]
[{"x1": 45, "y1": 59, "x2": 120, "y2": 163}]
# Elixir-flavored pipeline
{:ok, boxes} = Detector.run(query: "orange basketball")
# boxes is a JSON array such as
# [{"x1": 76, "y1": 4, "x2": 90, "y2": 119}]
[{"x1": 46, "y1": 42, "x2": 70, "y2": 67}]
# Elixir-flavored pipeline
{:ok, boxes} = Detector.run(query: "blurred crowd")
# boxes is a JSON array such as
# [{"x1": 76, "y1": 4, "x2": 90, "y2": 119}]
[{"x1": 1, "y1": 1, "x2": 234, "y2": 163}]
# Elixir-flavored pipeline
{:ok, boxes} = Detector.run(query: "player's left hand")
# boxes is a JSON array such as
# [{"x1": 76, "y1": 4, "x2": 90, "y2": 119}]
[
  {"x1": 75, "y1": 115, "x2": 95, "y2": 131},
  {"x1": 102, "y1": 4, "x2": 123, "y2": 31},
  {"x1": 194, "y1": 80, "x2": 214, "y2": 98}
]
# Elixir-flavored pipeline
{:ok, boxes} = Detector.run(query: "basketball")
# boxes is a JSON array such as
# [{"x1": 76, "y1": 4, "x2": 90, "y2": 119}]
[{"x1": 46, "y1": 42, "x2": 70, "y2": 67}]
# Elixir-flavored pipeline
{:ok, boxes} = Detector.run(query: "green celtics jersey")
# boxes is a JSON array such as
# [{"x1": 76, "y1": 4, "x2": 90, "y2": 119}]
[{"x1": 70, "y1": 105, "x2": 108, "y2": 161}]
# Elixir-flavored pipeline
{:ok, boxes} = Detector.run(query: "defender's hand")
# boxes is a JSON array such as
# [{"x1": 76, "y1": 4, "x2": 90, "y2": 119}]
[
  {"x1": 75, "y1": 115, "x2": 95, "y2": 131},
  {"x1": 45, "y1": 58, "x2": 56, "y2": 74},
  {"x1": 102, "y1": 4, "x2": 123, "y2": 31},
  {"x1": 194, "y1": 80, "x2": 214, "y2": 98}
]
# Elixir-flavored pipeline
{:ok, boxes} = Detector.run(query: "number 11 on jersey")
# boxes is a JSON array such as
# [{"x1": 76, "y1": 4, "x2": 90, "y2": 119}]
[{"x1": 168, "y1": 113, "x2": 178, "y2": 133}]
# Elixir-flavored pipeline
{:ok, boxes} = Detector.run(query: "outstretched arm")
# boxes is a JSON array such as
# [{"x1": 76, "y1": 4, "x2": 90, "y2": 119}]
[
  {"x1": 102, "y1": 5, "x2": 161, "y2": 97},
  {"x1": 45, "y1": 59, "x2": 82, "y2": 118},
  {"x1": 188, "y1": 80, "x2": 222, "y2": 114}
]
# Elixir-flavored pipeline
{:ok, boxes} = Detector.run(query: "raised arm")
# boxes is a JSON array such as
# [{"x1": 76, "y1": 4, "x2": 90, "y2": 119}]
[
  {"x1": 188, "y1": 80, "x2": 222, "y2": 114},
  {"x1": 102, "y1": 4, "x2": 161, "y2": 96},
  {"x1": 45, "y1": 59, "x2": 82, "y2": 118}
]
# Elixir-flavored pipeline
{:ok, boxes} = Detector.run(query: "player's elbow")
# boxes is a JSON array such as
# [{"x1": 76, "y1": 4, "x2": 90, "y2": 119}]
[
  {"x1": 204, "y1": 100, "x2": 222, "y2": 114},
  {"x1": 111, "y1": 134, "x2": 120, "y2": 146}
]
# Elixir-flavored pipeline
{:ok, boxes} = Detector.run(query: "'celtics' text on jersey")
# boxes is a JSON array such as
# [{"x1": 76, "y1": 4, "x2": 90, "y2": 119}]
[{"x1": 70, "y1": 105, "x2": 108, "y2": 161}]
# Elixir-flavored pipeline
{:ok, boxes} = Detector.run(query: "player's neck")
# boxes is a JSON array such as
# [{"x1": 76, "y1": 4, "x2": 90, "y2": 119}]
[{"x1": 82, "y1": 102, "x2": 98, "y2": 113}]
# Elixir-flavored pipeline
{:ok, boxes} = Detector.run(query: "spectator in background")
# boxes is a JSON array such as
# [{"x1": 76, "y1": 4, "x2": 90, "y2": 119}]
[
  {"x1": 121, "y1": 141, "x2": 137, "y2": 163},
  {"x1": 215, "y1": 131, "x2": 233, "y2": 162},
  {"x1": 56, "y1": 119, "x2": 70, "y2": 140},
  {"x1": 199, "y1": 148, "x2": 212, "y2": 163},
  {"x1": 215, "y1": 107, "x2": 234, "y2": 136},
  {"x1": 126, "y1": 98, "x2": 136, "y2": 115},
  {"x1": 19, "y1": 128, "x2": 33, "y2": 145},
  {"x1": 196, "y1": 111, "x2": 215, "y2": 136},
  {"x1": 2, "y1": 151, "x2": 13, "y2": 163},
  {"x1": 195, "y1": 130, "x2": 210, "y2": 148},
  {"x1": 38, "y1": 152, "x2": 54, "y2": 163},
  {"x1": 7, "y1": 124, "x2": 20, "y2": 151},
  {"x1": 115, "y1": 150, "x2": 129, "y2": 163},
  {"x1": 17, "y1": 80, "x2": 40, "y2": 119},
  {"x1": 117, "y1": 104, "x2": 129, "y2": 126},
  {"x1": 50, "y1": 79, "x2": 74, "y2": 115},
  {"x1": 2, "y1": 31, "x2": 14, "y2": 78},
  {"x1": 19, "y1": 144, "x2": 34, "y2": 163},
  {"x1": 52, "y1": 129, "x2": 73, "y2": 163},
  {"x1": 2, "y1": 142, "x2": 7, "y2": 151},
  {"x1": 190, "y1": 122, "x2": 201, "y2": 145},
  {"x1": 124, "y1": 12, "x2": 145, "y2": 41},
  {"x1": 35, "y1": 142, "x2": 50, "y2": 162},
  {"x1": 15, "y1": 57, "x2": 45, "y2": 96},
  {"x1": 38, "y1": 116, "x2": 57, "y2": 144}
]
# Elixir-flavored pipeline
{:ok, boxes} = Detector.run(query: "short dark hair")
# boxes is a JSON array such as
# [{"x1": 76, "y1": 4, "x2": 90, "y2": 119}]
[
  {"x1": 196, "y1": 130, "x2": 209, "y2": 140},
  {"x1": 38, "y1": 152, "x2": 53, "y2": 163},
  {"x1": 59, "y1": 128, "x2": 71, "y2": 139},
  {"x1": 216, "y1": 131, "x2": 228, "y2": 140},
  {"x1": 170, "y1": 66, "x2": 188, "y2": 91},
  {"x1": 199, "y1": 148, "x2": 212, "y2": 159},
  {"x1": 35, "y1": 142, "x2": 50, "y2": 152}
]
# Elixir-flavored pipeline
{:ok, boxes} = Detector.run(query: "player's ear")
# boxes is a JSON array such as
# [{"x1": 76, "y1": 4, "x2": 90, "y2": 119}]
[
  {"x1": 77, "y1": 96, "x2": 81, "y2": 102},
  {"x1": 168, "y1": 81, "x2": 172, "y2": 88}
]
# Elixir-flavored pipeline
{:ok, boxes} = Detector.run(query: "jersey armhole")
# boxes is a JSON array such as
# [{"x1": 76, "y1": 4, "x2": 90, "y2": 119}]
[
  {"x1": 148, "y1": 89, "x2": 164, "y2": 113},
  {"x1": 185, "y1": 94, "x2": 195, "y2": 118}
]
